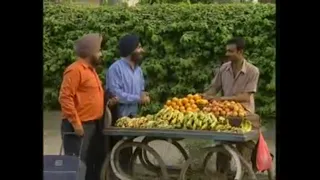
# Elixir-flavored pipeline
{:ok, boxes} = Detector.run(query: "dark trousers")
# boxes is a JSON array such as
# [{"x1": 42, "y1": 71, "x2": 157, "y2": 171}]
[{"x1": 61, "y1": 119, "x2": 105, "y2": 180}]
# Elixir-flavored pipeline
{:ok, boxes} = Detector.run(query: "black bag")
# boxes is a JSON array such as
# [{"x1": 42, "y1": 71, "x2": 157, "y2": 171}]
[{"x1": 43, "y1": 133, "x2": 86, "y2": 180}]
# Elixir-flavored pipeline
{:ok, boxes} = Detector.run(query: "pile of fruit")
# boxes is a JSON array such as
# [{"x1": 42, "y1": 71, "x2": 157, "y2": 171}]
[
  {"x1": 115, "y1": 115, "x2": 155, "y2": 129},
  {"x1": 165, "y1": 94, "x2": 209, "y2": 113},
  {"x1": 203, "y1": 100, "x2": 247, "y2": 118},
  {"x1": 115, "y1": 107, "x2": 252, "y2": 133},
  {"x1": 154, "y1": 107, "x2": 217, "y2": 130}
]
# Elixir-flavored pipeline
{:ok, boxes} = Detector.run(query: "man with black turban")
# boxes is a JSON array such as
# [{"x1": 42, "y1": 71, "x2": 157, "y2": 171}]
[{"x1": 106, "y1": 34, "x2": 150, "y2": 173}]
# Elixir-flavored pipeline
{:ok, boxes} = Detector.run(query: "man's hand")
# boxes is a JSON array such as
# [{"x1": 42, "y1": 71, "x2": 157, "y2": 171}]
[
  {"x1": 202, "y1": 94, "x2": 222, "y2": 101},
  {"x1": 74, "y1": 125, "x2": 84, "y2": 137},
  {"x1": 108, "y1": 96, "x2": 119, "y2": 107},
  {"x1": 142, "y1": 91, "x2": 149, "y2": 96},
  {"x1": 140, "y1": 92, "x2": 150, "y2": 104}
]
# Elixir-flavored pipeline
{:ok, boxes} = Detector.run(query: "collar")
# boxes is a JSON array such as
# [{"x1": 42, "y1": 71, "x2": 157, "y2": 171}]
[
  {"x1": 121, "y1": 57, "x2": 137, "y2": 70},
  {"x1": 78, "y1": 59, "x2": 94, "y2": 70},
  {"x1": 226, "y1": 59, "x2": 247, "y2": 73}
]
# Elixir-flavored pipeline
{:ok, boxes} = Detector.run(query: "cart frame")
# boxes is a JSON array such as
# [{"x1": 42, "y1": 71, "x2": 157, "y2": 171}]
[{"x1": 101, "y1": 127, "x2": 275, "y2": 180}]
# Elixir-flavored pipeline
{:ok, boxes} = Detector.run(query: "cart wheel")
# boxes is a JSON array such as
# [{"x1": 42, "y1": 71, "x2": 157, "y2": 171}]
[
  {"x1": 100, "y1": 153, "x2": 111, "y2": 180},
  {"x1": 111, "y1": 140, "x2": 170, "y2": 180},
  {"x1": 179, "y1": 145, "x2": 243, "y2": 180},
  {"x1": 138, "y1": 137, "x2": 189, "y2": 174}
]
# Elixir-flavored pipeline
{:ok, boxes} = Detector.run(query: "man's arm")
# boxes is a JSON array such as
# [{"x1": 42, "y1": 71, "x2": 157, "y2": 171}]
[
  {"x1": 203, "y1": 68, "x2": 222, "y2": 98},
  {"x1": 221, "y1": 69, "x2": 260, "y2": 102},
  {"x1": 58, "y1": 68, "x2": 82, "y2": 130},
  {"x1": 139, "y1": 67, "x2": 145, "y2": 91},
  {"x1": 107, "y1": 67, "x2": 141, "y2": 104},
  {"x1": 139, "y1": 68, "x2": 151, "y2": 104}
]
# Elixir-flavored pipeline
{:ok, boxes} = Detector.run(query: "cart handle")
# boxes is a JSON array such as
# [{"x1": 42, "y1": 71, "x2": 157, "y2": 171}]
[{"x1": 59, "y1": 132, "x2": 83, "y2": 159}]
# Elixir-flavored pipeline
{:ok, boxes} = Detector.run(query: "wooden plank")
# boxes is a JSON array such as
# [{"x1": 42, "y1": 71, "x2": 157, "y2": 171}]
[{"x1": 103, "y1": 127, "x2": 259, "y2": 142}]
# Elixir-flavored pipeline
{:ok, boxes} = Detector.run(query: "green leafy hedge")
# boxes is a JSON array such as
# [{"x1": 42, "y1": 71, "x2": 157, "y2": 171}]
[{"x1": 44, "y1": 3, "x2": 275, "y2": 119}]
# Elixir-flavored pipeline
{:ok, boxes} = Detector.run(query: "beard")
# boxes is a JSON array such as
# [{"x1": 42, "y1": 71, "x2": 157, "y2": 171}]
[
  {"x1": 89, "y1": 55, "x2": 102, "y2": 67},
  {"x1": 131, "y1": 51, "x2": 143, "y2": 64}
]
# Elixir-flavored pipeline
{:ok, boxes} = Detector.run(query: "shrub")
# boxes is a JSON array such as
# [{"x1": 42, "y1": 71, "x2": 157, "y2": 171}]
[{"x1": 44, "y1": 3, "x2": 275, "y2": 119}]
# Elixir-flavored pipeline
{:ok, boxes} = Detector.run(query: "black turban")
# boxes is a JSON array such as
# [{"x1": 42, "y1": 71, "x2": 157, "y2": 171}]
[{"x1": 118, "y1": 34, "x2": 140, "y2": 57}]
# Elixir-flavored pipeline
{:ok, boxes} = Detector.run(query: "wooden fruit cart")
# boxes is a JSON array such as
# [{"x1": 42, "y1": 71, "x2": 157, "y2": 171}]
[
  {"x1": 100, "y1": 104, "x2": 274, "y2": 180},
  {"x1": 100, "y1": 127, "x2": 275, "y2": 180}
]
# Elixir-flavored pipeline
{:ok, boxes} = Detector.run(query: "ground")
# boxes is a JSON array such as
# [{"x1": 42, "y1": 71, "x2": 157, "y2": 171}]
[{"x1": 43, "y1": 111, "x2": 275, "y2": 179}]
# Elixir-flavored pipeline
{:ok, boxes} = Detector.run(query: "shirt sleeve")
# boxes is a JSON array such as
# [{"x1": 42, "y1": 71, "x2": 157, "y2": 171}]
[
  {"x1": 58, "y1": 68, "x2": 82, "y2": 129},
  {"x1": 244, "y1": 68, "x2": 260, "y2": 93},
  {"x1": 107, "y1": 66, "x2": 140, "y2": 104},
  {"x1": 140, "y1": 68, "x2": 145, "y2": 91}
]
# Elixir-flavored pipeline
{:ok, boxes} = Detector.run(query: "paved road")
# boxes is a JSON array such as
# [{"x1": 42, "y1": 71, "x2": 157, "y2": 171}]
[{"x1": 43, "y1": 111, "x2": 275, "y2": 177}]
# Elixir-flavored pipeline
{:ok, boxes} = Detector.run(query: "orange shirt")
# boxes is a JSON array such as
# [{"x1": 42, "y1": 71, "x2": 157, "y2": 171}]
[{"x1": 59, "y1": 59, "x2": 104, "y2": 129}]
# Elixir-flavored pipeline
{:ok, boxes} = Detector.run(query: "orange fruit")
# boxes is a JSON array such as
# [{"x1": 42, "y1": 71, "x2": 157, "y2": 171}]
[
  {"x1": 172, "y1": 97, "x2": 179, "y2": 102},
  {"x1": 189, "y1": 99, "x2": 195, "y2": 104},
  {"x1": 179, "y1": 106, "x2": 186, "y2": 111},
  {"x1": 238, "y1": 111, "x2": 245, "y2": 117},
  {"x1": 191, "y1": 104, "x2": 197, "y2": 109},
  {"x1": 203, "y1": 107, "x2": 210, "y2": 112},
  {"x1": 186, "y1": 107, "x2": 193, "y2": 112},
  {"x1": 193, "y1": 94, "x2": 201, "y2": 100},
  {"x1": 182, "y1": 98, "x2": 189, "y2": 104},
  {"x1": 232, "y1": 111, "x2": 238, "y2": 117},
  {"x1": 221, "y1": 110, "x2": 226, "y2": 116},
  {"x1": 181, "y1": 109, "x2": 186, "y2": 113},
  {"x1": 215, "y1": 111, "x2": 220, "y2": 116},
  {"x1": 173, "y1": 105, "x2": 180, "y2": 110},
  {"x1": 171, "y1": 102, "x2": 177, "y2": 107},
  {"x1": 196, "y1": 99, "x2": 201, "y2": 104},
  {"x1": 236, "y1": 102, "x2": 243, "y2": 108},
  {"x1": 201, "y1": 99, "x2": 209, "y2": 105},
  {"x1": 177, "y1": 99, "x2": 183, "y2": 106},
  {"x1": 226, "y1": 111, "x2": 232, "y2": 117},
  {"x1": 185, "y1": 103, "x2": 191, "y2": 108},
  {"x1": 187, "y1": 94, "x2": 193, "y2": 99},
  {"x1": 166, "y1": 99, "x2": 172, "y2": 105},
  {"x1": 233, "y1": 106, "x2": 239, "y2": 112},
  {"x1": 225, "y1": 108, "x2": 230, "y2": 112},
  {"x1": 239, "y1": 110, "x2": 247, "y2": 116},
  {"x1": 230, "y1": 101, "x2": 236, "y2": 104}
]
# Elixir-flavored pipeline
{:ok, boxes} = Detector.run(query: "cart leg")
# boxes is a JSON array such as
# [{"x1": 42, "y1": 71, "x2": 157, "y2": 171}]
[
  {"x1": 267, "y1": 163, "x2": 275, "y2": 180},
  {"x1": 225, "y1": 144, "x2": 257, "y2": 180},
  {"x1": 100, "y1": 153, "x2": 111, "y2": 180},
  {"x1": 110, "y1": 139, "x2": 170, "y2": 180}
]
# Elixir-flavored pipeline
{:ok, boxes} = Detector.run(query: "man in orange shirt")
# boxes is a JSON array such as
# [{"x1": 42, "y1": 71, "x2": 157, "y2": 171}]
[{"x1": 59, "y1": 33, "x2": 117, "y2": 180}]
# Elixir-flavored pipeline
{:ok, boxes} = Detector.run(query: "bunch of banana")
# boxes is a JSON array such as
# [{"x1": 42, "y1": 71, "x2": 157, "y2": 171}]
[
  {"x1": 115, "y1": 115, "x2": 154, "y2": 128},
  {"x1": 115, "y1": 107, "x2": 252, "y2": 134},
  {"x1": 155, "y1": 107, "x2": 185, "y2": 129},
  {"x1": 240, "y1": 119, "x2": 252, "y2": 133},
  {"x1": 183, "y1": 112, "x2": 218, "y2": 130},
  {"x1": 213, "y1": 117, "x2": 252, "y2": 133},
  {"x1": 115, "y1": 116, "x2": 131, "y2": 128}
]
